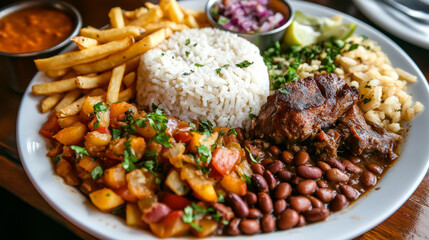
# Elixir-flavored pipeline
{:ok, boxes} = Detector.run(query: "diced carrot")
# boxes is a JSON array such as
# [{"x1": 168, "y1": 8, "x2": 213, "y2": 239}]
[
  {"x1": 53, "y1": 122, "x2": 86, "y2": 145},
  {"x1": 109, "y1": 102, "x2": 137, "y2": 128},
  {"x1": 220, "y1": 172, "x2": 247, "y2": 196},
  {"x1": 39, "y1": 114, "x2": 61, "y2": 139}
]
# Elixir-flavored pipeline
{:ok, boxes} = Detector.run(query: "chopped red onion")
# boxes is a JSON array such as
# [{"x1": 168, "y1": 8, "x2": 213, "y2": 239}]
[{"x1": 213, "y1": 0, "x2": 287, "y2": 33}]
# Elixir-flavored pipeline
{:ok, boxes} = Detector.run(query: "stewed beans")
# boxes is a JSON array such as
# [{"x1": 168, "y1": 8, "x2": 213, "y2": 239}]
[{"x1": 220, "y1": 140, "x2": 393, "y2": 236}]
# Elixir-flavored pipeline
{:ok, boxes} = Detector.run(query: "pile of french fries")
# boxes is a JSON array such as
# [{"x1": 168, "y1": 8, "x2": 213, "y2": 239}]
[{"x1": 32, "y1": 0, "x2": 209, "y2": 116}]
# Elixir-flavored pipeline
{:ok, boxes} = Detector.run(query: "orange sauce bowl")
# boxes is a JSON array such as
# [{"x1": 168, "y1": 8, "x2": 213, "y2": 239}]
[{"x1": 0, "y1": 0, "x2": 81, "y2": 92}]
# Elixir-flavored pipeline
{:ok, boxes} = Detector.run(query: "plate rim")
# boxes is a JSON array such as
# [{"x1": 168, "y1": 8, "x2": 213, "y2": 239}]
[
  {"x1": 17, "y1": 1, "x2": 429, "y2": 239},
  {"x1": 353, "y1": 0, "x2": 429, "y2": 49}
]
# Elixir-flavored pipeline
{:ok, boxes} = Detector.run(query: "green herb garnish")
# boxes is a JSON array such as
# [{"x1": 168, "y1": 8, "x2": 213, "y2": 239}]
[
  {"x1": 122, "y1": 140, "x2": 138, "y2": 172},
  {"x1": 182, "y1": 206, "x2": 203, "y2": 231},
  {"x1": 195, "y1": 63, "x2": 204, "y2": 67},
  {"x1": 71, "y1": 146, "x2": 89, "y2": 160},
  {"x1": 236, "y1": 60, "x2": 253, "y2": 68},
  {"x1": 185, "y1": 39, "x2": 190, "y2": 45},
  {"x1": 91, "y1": 166, "x2": 104, "y2": 180},
  {"x1": 279, "y1": 89, "x2": 289, "y2": 95},
  {"x1": 245, "y1": 147, "x2": 259, "y2": 163}
]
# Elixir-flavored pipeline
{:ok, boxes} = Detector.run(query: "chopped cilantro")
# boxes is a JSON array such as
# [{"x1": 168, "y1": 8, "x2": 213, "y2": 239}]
[
  {"x1": 182, "y1": 206, "x2": 202, "y2": 231},
  {"x1": 279, "y1": 89, "x2": 289, "y2": 95},
  {"x1": 236, "y1": 60, "x2": 253, "y2": 68},
  {"x1": 347, "y1": 43, "x2": 359, "y2": 52},
  {"x1": 217, "y1": 16, "x2": 229, "y2": 25},
  {"x1": 193, "y1": 43, "x2": 197, "y2": 47},
  {"x1": 197, "y1": 145, "x2": 212, "y2": 165},
  {"x1": 242, "y1": 174, "x2": 252, "y2": 184},
  {"x1": 217, "y1": 192, "x2": 225, "y2": 203},
  {"x1": 249, "y1": 113, "x2": 256, "y2": 120},
  {"x1": 364, "y1": 83, "x2": 371, "y2": 89},
  {"x1": 198, "y1": 119, "x2": 214, "y2": 137},
  {"x1": 185, "y1": 51, "x2": 190, "y2": 57},
  {"x1": 161, "y1": 52, "x2": 165, "y2": 57},
  {"x1": 88, "y1": 102, "x2": 109, "y2": 130},
  {"x1": 112, "y1": 129, "x2": 120, "y2": 139},
  {"x1": 215, "y1": 64, "x2": 229, "y2": 75},
  {"x1": 362, "y1": 97, "x2": 372, "y2": 104},
  {"x1": 227, "y1": 129, "x2": 237, "y2": 136},
  {"x1": 195, "y1": 63, "x2": 204, "y2": 67},
  {"x1": 91, "y1": 166, "x2": 103, "y2": 180},
  {"x1": 142, "y1": 160, "x2": 158, "y2": 176},
  {"x1": 53, "y1": 153, "x2": 62, "y2": 163},
  {"x1": 122, "y1": 140, "x2": 138, "y2": 172},
  {"x1": 191, "y1": 203, "x2": 214, "y2": 214},
  {"x1": 153, "y1": 133, "x2": 172, "y2": 148},
  {"x1": 245, "y1": 147, "x2": 259, "y2": 163},
  {"x1": 71, "y1": 146, "x2": 89, "y2": 160},
  {"x1": 185, "y1": 39, "x2": 191, "y2": 45},
  {"x1": 183, "y1": 70, "x2": 194, "y2": 76}
]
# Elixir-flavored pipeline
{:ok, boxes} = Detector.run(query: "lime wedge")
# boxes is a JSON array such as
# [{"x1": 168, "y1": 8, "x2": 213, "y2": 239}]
[
  {"x1": 320, "y1": 21, "x2": 357, "y2": 40},
  {"x1": 283, "y1": 20, "x2": 320, "y2": 46}
]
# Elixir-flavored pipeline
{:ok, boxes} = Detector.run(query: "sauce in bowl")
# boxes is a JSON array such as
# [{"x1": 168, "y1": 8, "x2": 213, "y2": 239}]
[{"x1": 0, "y1": 8, "x2": 74, "y2": 53}]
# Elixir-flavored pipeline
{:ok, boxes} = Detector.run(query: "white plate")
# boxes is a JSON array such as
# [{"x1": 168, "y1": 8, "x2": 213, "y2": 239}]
[
  {"x1": 17, "y1": 1, "x2": 429, "y2": 239},
  {"x1": 353, "y1": 0, "x2": 429, "y2": 49}
]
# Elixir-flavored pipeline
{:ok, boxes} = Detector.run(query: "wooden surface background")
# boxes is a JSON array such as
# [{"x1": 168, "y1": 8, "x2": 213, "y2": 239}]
[{"x1": 0, "y1": 0, "x2": 428, "y2": 239}]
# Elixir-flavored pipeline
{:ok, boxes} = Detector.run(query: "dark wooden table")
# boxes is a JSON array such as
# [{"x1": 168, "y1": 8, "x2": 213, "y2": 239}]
[{"x1": 0, "y1": 0, "x2": 428, "y2": 239}]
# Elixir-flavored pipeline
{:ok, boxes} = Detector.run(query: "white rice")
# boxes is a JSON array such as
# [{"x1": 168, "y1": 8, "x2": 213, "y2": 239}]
[{"x1": 136, "y1": 28, "x2": 269, "y2": 128}]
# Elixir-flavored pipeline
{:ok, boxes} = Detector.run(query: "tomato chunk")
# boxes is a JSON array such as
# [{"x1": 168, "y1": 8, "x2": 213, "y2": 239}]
[
  {"x1": 173, "y1": 129, "x2": 192, "y2": 143},
  {"x1": 162, "y1": 192, "x2": 191, "y2": 210},
  {"x1": 209, "y1": 148, "x2": 241, "y2": 177}
]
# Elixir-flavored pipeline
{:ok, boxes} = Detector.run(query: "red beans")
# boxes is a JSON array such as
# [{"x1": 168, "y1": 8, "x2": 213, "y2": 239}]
[
  {"x1": 326, "y1": 168, "x2": 350, "y2": 182},
  {"x1": 277, "y1": 170, "x2": 293, "y2": 182},
  {"x1": 239, "y1": 219, "x2": 260, "y2": 235},
  {"x1": 317, "y1": 179, "x2": 329, "y2": 188},
  {"x1": 330, "y1": 194, "x2": 348, "y2": 211},
  {"x1": 277, "y1": 209, "x2": 299, "y2": 230},
  {"x1": 317, "y1": 161, "x2": 331, "y2": 172},
  {"x1": 243, "y1": 192, "x2": 258, "y2": 206},
  {"x1": 281, "y1": 150, "x2": 294, "y2": 164},
  {"x1": 258, "y1": 192, "x2": 273, "y2": 214},
  {"x1": 308, "y1": 196, "x2": 324, "y2": 208},
  {"x1": 315, "y1": 188, "x2": 336, "y2": 203},
  {"x1": 251, "y1": 163, "x2": 264, "y2": 175},
  {"x1": 263, "y1": 170, "x2": 277, "y2": 190},
  {"x1": 261, "y1": 158, "x2": 273, "y2": 166},
  {"x1": 294, "y1": 151, "x2": 310, "y2": 165},
  {"x1": 261, "y1": 214, "x2": 276, "y2": 232},
  {"x1": 343, "y1": 160, "x2": 362, "y2": 173},
  {"x1": 274, "y1": 182, "x2": 292, "y2": 199},
  {"x1": 326, "y1": 158, "x2": 345, "y2": 171},
  {"x1": 296, "y1": 179, "x2": 317, "y2": 195},
  {"x1": 225, "y1": 218, "x2": 241, "y2": 235},
  {"x1": 266, "y1": 160, "x2": 284, "y2": 174},
  {"x1": 273, "y1": 199, "x2": 287, "y2": 215},
  {"x1": 304, "y1": 208, "x2": 330, "y2": 222},
  {"x1": 269, "y1": 145, "x2": 281, "y2": 156},
  {"x1": 289, "y1": 196, "x2": 311, "y2": 212},
  {"x1": 296, "y1": 215, "x2": 306, "y2": 227},
  {"x1": 296, "y1": 166, "x2": 323, "y2": 179},
  {"x1": 248, "y1": 208, "x2": 263, "y2": 219},
  {"x1": 367, "y1": 164, "x2": 383, "y2": 175},
  {"x1": 212, "y1": 203, "x2": 234, "y2": 221},
  {"x1": 362, "y1": 171, "x2": 377, "y2": 188},
  {"x1": 340, "y1": 184, "x2": 360, "y2": 200},
  {"x1": 252, "y1": 174, "x2": 269, "y2": 193},
  {"x1": 226, "y1": 193, "x2": 249, "y2": 218}
]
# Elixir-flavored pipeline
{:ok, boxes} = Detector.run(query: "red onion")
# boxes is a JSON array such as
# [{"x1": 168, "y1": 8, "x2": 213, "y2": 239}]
[{"x1": 213, "y1": 0, "x2": 286, "y2": 33}]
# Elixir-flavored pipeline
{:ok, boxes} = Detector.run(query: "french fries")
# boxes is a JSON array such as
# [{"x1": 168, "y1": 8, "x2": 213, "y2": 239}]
[
  {"x1": 109, "y1": 7, "x2": 125, "y2": 28},
  {"x1": 72, "y1": 36, "x2": 98, "y2": 50},
  {"x1": 128, "y1": 6, "x2": 163, "y2": 27},
  {"x1": 40, "y1": 93, "x2": 62, "y2": 113},
  {"x1": 73, "y1": 29, "x2": 166, "y2": 75},
  {"x1": 80, "y1": 26, "x2": 144, "y2": 43},
  {"x1": 106, "y1": 64, "x2": 126, "y2": 104},
  {"x1": 32, "y1": 78, "x2": 77, "y2": 95},
  {"x1": 35, "y1": 37, "x2": 135, "y2": 71},
  {"x1": 33, "y1": 0, "x2": 206, "y2": 115}
]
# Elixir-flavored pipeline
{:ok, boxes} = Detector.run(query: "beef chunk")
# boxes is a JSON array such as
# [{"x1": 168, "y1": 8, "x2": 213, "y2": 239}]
[
  {"x1": 336, "y1": 104, "x2": 398, "y2": 160},
  {"x1": 251, "y1": 73, "x2": 359, "y2": 144}
]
